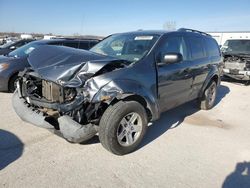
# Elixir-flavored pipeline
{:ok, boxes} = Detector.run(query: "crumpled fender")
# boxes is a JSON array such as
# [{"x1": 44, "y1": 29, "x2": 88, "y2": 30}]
[{"x1": 90, "y1": 79, "x2": 160, "y2": 121}]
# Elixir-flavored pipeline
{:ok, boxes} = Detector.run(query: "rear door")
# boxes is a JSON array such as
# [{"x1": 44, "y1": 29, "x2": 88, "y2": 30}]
[
  {"x1": 157, "y1": 34, "x2": 193, "y2": 112},
  {"x1": 185, "y1": 35, "x2": 210, "y2": 100}
]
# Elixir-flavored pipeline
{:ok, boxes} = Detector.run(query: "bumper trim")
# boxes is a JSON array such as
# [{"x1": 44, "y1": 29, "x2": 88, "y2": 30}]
[{"x1": 223, "y1": 68, "x2": 250, "y2": 80}]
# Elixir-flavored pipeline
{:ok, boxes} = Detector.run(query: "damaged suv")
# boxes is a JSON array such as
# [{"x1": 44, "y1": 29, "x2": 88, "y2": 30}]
[
  {"x1": 222, "y1": 39, "x2": 250, "y2": 81},
  {"x1": 13, "y1": 29, "x2": 222, "y2": 155}
]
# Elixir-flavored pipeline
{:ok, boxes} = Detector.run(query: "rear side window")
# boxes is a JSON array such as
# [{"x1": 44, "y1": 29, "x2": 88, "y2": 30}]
[
  {"x1": 205, "y1": 38, "x2": 220, "y2": 57},
  {"x1": 79, "y1": 41, "x2": 89, "y2": 50},
  {"x1": 62, "y1": 41, "x2": 79, "y2": 49},
  {"x1": 187, "y1": 36, "x2": 206, "y2": 59}
]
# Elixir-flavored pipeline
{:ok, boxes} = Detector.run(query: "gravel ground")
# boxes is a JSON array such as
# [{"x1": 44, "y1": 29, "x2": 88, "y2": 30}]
[{"x1": 0, "y1": 81, "x2": 250, "y2": 188}]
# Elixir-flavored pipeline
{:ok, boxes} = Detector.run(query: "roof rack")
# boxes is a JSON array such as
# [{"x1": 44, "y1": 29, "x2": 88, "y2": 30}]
[
  {"x1": 51, "y1": 37, "x2": 100, "y2": 41},
  {"x1": 178, "y1": 28, "x2": 211, "y2": 37}
]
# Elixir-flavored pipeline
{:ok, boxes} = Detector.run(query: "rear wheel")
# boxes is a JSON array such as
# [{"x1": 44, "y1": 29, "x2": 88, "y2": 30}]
[
  {"x1": 99, "y1": 101, "x2": 148, "y2": 155},
  {"x1": 9, "y1": 74, "x2": 19, "y2": 93},
  {"x1": 199, "y1": 81, "x2": 217, "y2": 110}
]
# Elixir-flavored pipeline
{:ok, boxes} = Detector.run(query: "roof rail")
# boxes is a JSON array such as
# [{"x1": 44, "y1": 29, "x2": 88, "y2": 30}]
[
  {"x1": 178, "y1": 28, "x2": 211, "y2": 37},
  {"x1": 51, "y1": 37, "x2": 100, "y2": 41}
]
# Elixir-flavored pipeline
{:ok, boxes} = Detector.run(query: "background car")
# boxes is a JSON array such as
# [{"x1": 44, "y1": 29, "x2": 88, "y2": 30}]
[
  {"x1": 0, "y1": 39, "x2": 35, "y2": 55},
  {"x1": 221, "y1": 39, "x2": 250, "y2": 82},
  {"x1": 0, "y1": 38, "x2": 100, "y2": 92}
]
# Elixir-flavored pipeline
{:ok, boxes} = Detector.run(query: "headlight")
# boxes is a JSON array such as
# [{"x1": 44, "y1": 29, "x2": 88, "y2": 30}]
[{"x1": 0, "y1": 63, "x2": 9, "y2": 71}]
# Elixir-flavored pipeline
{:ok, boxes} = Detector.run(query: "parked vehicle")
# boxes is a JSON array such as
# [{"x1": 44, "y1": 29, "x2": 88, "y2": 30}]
[
  {"x1": 221, "y1": 39, "x2": 250, "y2": 81},
  {"x1": 1, "y1": 37, "x2": 18, "y2": 45},
  {"x1": 0, "y1": 38, "x2": 99, "y2": 92},
  {"x1": 13, "y1": 29, "x2": 223, "y2": 155},
  {"x1": 0, "y1": 39, "x2": 35, "y2": 55},
  {"x1": 208, "y1": 32, "x2": 250, "y2": 46}
]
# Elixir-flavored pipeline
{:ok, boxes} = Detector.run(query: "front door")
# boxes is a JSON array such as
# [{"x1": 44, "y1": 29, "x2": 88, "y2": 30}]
[{"x1": 156, "y1": 35, "x2": 193, "y2": 112}]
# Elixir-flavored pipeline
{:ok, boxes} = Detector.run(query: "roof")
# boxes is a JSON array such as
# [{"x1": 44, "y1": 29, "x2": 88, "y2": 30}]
[
  {"x1": 31, "y1": 38, "x2": 99, "y2": 45},
  {"x1": 113, "y1": 28, "x2": 211, "y2": 37},
  {"x1": 115, "y1": 30, "x2": 170, "y2": 36}
]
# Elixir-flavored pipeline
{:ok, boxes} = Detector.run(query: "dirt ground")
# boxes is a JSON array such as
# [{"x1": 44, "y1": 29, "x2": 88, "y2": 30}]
[{"x1": 0, "y1": 81, "x2": 250, "y2": 188}]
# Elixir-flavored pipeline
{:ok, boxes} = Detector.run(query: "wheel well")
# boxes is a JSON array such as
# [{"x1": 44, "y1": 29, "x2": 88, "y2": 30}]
[
  {"x1": 8, "y1": 72, "x2": 19, "y2": 90},
  {"x1": 211, "y1": 75, "x2": 219, "y2": 85},
  {"x1": 121, "y1": 95, "x2": 152, "y2": 121},
  {"x1": 199, "y1": 74, "x2": 220, "y2": 99},
  {"x1": 89, "y1": 95, "x2": 153, "y2": 124}
]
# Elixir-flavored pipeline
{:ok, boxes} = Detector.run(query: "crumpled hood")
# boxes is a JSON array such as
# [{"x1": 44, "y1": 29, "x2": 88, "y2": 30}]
[{"x1": 28, "y1": 45, "x2": 126, "y2": 86}]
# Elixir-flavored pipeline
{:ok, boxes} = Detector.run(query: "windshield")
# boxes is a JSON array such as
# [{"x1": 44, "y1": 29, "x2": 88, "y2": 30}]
[
  {"x1": 8, "y1": 41, "x2": 41, "y2": 58},
  {"x1": 221, "y1": 40, "x2": 250, "y2": 54},
  {"x1": 90, "y1": 33, "x2": 159, "y2": 63}
]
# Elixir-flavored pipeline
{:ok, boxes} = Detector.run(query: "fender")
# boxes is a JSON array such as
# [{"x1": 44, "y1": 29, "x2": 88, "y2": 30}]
[{"x1": 91, "y1": 79, "x2": 160, "y2": 121}]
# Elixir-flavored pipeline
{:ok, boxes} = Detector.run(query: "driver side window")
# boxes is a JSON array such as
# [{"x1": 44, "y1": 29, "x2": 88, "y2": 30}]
[{"x1": 158, "y1": 36, "x2": 188, "y2": 61}]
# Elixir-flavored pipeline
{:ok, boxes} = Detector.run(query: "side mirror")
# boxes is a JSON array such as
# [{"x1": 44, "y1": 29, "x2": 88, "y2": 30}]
[
  {"x1": 10, "y1": 46, "x2": 16, "y2": 50},
  {"x1": 160, "y1": 53, "x2": 183, "y2": 65}
]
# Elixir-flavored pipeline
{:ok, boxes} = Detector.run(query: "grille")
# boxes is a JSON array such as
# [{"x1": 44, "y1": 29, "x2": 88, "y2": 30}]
[
  {"x1": 42, "y1": 80, "x2": 63, "y2": 103},
  {"x1": 224, "y1": 62, "x2": 246, "y2": 71}
]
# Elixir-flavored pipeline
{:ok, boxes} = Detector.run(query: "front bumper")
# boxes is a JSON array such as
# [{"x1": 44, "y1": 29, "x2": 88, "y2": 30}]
[
  {"x1": 12, "y1": 91, "x2": 97, "y2": 143},
  {"x1": 223, "y1": 68, "x2": 250, "y2": 81}
]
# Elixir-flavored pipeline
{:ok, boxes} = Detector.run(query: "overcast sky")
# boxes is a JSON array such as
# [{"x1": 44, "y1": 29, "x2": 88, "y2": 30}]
[{"x1": 0, "y1": 0, "x2": 250, "y2": 36}]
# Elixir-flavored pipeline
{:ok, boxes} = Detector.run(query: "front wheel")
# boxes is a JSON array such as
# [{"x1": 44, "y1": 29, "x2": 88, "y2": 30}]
[
  {"x1": 99, "y1": 101, "x2": 148, "y2": 155},
  {"x1": 9, "y1": 75, "x2": 19, "y2": 93},
  {"x1": 199, "y1": 81, "x2": 217, "y2": 110}
]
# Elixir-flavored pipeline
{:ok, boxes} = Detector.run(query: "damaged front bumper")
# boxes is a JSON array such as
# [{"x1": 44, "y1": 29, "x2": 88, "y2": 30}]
[
  {"x1": 223, "y1": 68, "x2": 250, "y2": 80},
  {"x1": 12, "y1": 91, "x2": 97, "y2": 143}
]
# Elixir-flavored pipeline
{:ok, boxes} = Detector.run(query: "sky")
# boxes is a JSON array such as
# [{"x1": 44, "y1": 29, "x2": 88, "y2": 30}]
[{"x1": 0, "y1": 0, "x2": 250, "y2": 36}]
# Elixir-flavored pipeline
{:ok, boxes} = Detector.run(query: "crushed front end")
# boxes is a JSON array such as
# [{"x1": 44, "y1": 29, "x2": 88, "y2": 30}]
[
  {"x1": 223, "y1": 54, "x2": 250, "y2": 80},
  {"x1": 12, "y1": 45, "x2": 132, "y2": 142},
  {"x1": 12, "y1": 70, "x2": 103, "y2": 143}
]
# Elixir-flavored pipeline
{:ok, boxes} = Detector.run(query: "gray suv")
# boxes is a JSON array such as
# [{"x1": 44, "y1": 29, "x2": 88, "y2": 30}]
[{"x1": 13, "y1": 29, "x2": 223, "y2": 155}]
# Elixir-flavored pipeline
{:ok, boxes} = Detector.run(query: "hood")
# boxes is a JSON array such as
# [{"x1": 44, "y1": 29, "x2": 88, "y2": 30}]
[
  {"x1": 223, "y1": 53, "x2": 250, "y2": 63},
  {"x1": 28, "y1": 45, "x2": 128, "y2": 87},
  {"x1": 223, "y1": 52, "x2": 250, "y2": 58},
  {"x1": 0, "y1": 54, "x2": 17, "y2": 63}
]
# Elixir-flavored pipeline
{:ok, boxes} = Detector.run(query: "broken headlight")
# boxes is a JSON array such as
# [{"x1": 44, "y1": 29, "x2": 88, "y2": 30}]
[{"x1": 64, "y1": 87, "x2": 77, "y2": 102}]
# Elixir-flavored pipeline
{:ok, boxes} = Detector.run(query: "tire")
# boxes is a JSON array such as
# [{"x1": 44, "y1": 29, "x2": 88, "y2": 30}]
[
  {"x1": 9, "y1": 74, "x2": 19, "y2": 93},
  {"x1": 99, "y1": 101, "x2": 148, "y2": 155},
  {"x1": 199, "y1": 81, "x2": 217, "y2": 110},
  {"x1": 244, "y1": 80, "x2": 250, "y2": 86}
]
